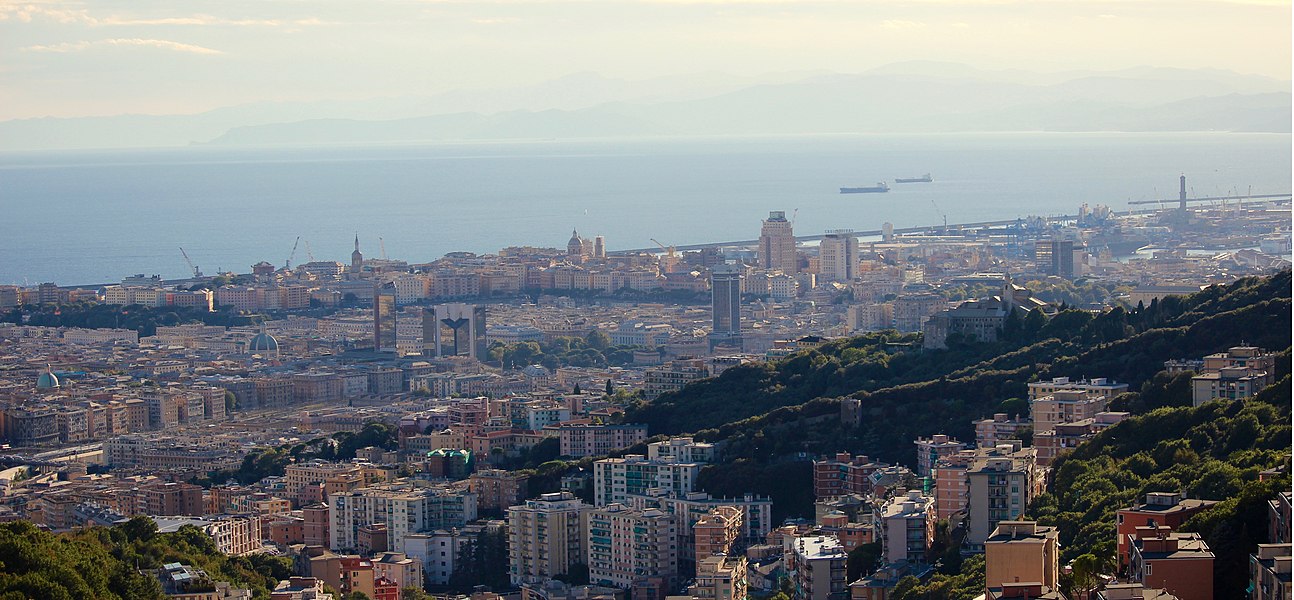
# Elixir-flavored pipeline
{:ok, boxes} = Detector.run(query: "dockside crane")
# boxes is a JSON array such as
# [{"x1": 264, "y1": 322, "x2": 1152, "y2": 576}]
[
  {"x1": 379, "y1": 237, "x2": 388, "y2": 260},
  {"x1": 650, "y1": 238, "x2": 677, "y2": 260},
  {"x1": 179, "y1": 247, "x2": 202, "y2": 278},
  {"x1": 286, "y1": 236, "x2": 300, "y2": 270}
]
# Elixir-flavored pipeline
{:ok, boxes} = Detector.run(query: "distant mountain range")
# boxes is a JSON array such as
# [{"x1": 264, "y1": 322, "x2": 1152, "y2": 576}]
[{"x1": 3, "y1": 62, "x2": 1289, "y2": 151}]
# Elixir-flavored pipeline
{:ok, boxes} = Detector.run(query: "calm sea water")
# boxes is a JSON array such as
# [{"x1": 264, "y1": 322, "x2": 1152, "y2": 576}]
[{"x1": 1, "y1": 133, "x2": 1289, "y2": 286}]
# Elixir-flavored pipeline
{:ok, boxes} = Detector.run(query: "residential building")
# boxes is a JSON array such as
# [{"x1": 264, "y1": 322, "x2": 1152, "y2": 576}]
[
  {"x1": 974, "y1": 413, "x2": 1030, "y2": 449},
  {"x1": 594, "y1": 455, "x2": 703, "y2": 506},
  {"x1": 469, "y1": 469, "x2": 530, "y2": 515},
  {"x1": 585, "y1": 503, "x2": 679, "y2": 591},
  {"x1": 875, "y1": 490, "x2": 935, "y2": 565},
  {"x1": 914, "y1": 435, "x2": 966, "y2": 478},
  {"x1": 786, "y1": 534, "x2": 848, "y2": 600},
  {"x1": 813, "y1": 454, "x2": 888, "y2": 499},
  {"x1": 508, "y1": 492, "x2": 589, "y2": 586},
  {"x1": 648, "y1": 437, "x2": 717, "y2": 464},
  {"x1": 689, "y1": 555, "x2": 748, "y2": 600},
  {"x1": 933, "y1": 450, "x2": 976, "y2": 520},
  {"x1": 1115, "y1": 492, "x2": 1218, "y2": 572},
  {"x1": 984, "y1": 521, "x2": 1059, "y2": 592},
  {"x1": 1128, "y1": 525, "x2": 1214, "y2": 600},
  {"x1": 329, "y1": 482, "x2": 477, "y2": 552},
  {"x1": 965, "y1": 444, "x2": 1040, "y2": 551},
  {"x1": 1248, "y1": 544, "x2": 1291, "y2": 600},
  {"x1": 558, "y1": 423, "x2": 649, "y2": 458}
]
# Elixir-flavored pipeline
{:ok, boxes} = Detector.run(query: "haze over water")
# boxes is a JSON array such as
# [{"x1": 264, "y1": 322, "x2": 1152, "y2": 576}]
[{"x1": 2, "y1": 132, "x2": 1289, "y2": 286}]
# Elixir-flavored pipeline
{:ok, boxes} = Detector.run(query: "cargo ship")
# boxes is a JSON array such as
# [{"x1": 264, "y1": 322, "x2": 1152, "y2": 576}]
[
  {"x1": 895, "y1": 173, "x2": 932, "y2": 183},
  {"x1": 840, "y1": 182, "x2": 890, "y2": 194}
]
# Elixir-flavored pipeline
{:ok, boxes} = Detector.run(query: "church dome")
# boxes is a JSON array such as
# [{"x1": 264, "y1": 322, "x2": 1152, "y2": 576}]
[
  {"x1": 36, "y1": 365, "x2": 59, "y2": 389},
  {"x1": 249, "y1": 331, "x2": 279, "y2": 354}
]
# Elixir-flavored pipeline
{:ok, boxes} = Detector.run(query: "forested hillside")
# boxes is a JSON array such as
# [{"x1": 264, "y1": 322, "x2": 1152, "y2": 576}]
[
  {"x1": 0, "y1": 517, "x2": 292, "y2": 600},
  {"x1": 662, "y1": 272, "x2": 1292, "y2": 521}
]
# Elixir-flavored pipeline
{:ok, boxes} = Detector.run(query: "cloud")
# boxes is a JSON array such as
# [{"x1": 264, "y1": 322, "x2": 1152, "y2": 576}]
[
  {"x1": 0, "y1": 3, "x2": 328, "y2": 28},
  {"x1": 21, "y1": 38, "x2": 224, "y2": 54},
  {"x1": 881, "y1": 19, "x2": 926, "y2": 29}
]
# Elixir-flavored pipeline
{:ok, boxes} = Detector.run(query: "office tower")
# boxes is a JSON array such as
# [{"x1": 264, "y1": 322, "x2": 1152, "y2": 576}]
[
  {"x1": 818, "y1": 230, "x2": 859, "y2": 282},
  {"x1": 422, "y1": 303, "x2": 487, "y2": 359},
  {"x1": 710, "y1": 264, "x2": 742, "y2": 336},
  {"x1": 373, "y1": 282, "x2": 397, "y2": 352},
  {"x1": 758, "y1": 211, "x2": 797, "y2": 274},
  {"x1": 1035, "y1": 240, "x2": 1076, "y2": 278}
]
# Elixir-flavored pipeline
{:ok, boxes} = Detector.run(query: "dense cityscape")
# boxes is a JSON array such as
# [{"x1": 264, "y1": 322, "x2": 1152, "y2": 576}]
[{"x1": 0, "y1": 187, "x2": 1288, "y2": 600}]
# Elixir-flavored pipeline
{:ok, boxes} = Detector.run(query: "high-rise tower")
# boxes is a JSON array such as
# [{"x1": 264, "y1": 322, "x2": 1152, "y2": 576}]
[
  {"x1": 758, "y1": 211, "x2": 797, "y2": 274},
  {"x1": 710, "y1": 264, "x2": 743, "y2": 341},
  {"x1": 374, "y1": 282, "x2": 397, "y2": 352},
  {"x1": 818, "y1": 230, "x2": 859, "y2": 282}
]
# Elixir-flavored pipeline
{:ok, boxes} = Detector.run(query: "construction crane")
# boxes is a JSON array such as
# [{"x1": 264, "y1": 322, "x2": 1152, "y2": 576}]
[
  {"x1": 179, "y1": 247, "x2": 202, "y2": 278},
  {"x1": 650, "y1": 238, "x2": 677, "y2": 259},
  {"x1": 286, "y1": 236, "x2": 300, "y2": 270},
  {"x1": 304, "y1": 240, "x2": 315, "y2": 263},
  {"x1": 930, "y1": 200, "x2": 947, "y2": 233}
]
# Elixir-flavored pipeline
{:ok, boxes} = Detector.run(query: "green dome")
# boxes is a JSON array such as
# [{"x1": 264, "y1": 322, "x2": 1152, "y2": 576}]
[
  {"x1": 249, "y1": 332, "x2": 279, "y2": 353},
  {"x1": 36, "y1": 366, "x2": 59, "y2": 389}
]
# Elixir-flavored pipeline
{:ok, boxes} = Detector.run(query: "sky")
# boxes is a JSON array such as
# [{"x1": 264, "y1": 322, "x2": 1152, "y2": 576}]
[{"x1": 0, "y1": 0, "x2": 1289, "y2": 120}]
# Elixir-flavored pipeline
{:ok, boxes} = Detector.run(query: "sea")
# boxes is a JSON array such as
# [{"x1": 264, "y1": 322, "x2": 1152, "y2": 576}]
[{"x1": 1, "y1": 132, "x2": 1289, "y2": 286}]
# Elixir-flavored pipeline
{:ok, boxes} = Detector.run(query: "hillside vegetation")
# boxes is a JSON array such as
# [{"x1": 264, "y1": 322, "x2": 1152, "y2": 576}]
[{"x1": 673, "y1": 272, "x2": 1290, "y2": 521}]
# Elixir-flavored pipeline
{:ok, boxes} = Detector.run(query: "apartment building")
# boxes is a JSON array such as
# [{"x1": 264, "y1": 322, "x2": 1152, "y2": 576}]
[
  {"x1": 1128, "y1": 525, "x2": 1214, "y2": 600},
  {"x1": 1115, "y1": 492, "x2": 1218, "y2": 571},
  {"x1": 965, "y1": 444, "x2": 1040, "y2": 551},
  {"x1": 507, "y1": 492, "x2": 589, "y2": 586},
  {"x1": 329, "y1": 482, "x2": 477, "y2": 552},
  {"x1": 593, "y1": 455, "x2": 702, "y2": 507},
  {"x1": 557, "y1": 423, "x2": 649, "y2": 458},
  {"x1": 875, "y1": 490, "x2": 935, "y2": 566},
  {"x1": 984, "y1": 521, "x2": 1059, "y2": 593},
  {"x1": 585, "y1": 503, "x2": 679, "y2": 591}
]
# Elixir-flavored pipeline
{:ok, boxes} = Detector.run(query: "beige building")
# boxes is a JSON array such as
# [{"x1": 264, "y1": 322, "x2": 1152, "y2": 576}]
[
  {"x1": 984, "y1": 521, "x2": 1059, "y2": 592},
  {"x1": 758, "y1": 211, "x2": 798, "y2": 275},
  {"x1": 508, "y1": 492, "x2": 589, "y2": 586},
  {"x1": 875, "y1": 490, "x2": 935, "y2": 566}
]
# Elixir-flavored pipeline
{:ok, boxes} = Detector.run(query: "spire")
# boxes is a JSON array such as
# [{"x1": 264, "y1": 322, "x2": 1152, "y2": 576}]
[{"x1": 354, "y1": 233, "x2": 360, "y2": 252}]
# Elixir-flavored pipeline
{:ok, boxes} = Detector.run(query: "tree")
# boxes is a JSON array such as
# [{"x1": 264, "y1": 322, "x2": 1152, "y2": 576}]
[
  {"x1": 573, "y1": 383, "x2": 581, "y2": 394},
  {"x1": 586, "y1": 330, "x2": 611, "y2": 351},
  {"x1": 605, "y1": 379, "x2": 614, "y2": 396},
  {"x1": 1067, "y1": 553, "x2": 1104, "y2": 600}
]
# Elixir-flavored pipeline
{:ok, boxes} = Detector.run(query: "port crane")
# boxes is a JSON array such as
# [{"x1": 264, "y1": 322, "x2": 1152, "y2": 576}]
[
  {"x1": 179, "y1": 247, "x2": 202, "y2": 278},
  {"x1": 285, "y1": 236, "x2": 300, "y2": 270},
  {"x1": 379, "y1": 237, "x2": 389, "y2": 260},
  {"x1": 650, "y1": 238, "x2": 677, "y2": 260},
  {"x1": 304, "y1": 240, "x2": 315, "y2": 262}
]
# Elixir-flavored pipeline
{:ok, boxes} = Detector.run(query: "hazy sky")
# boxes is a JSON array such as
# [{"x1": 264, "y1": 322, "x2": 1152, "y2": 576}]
[{"x1": 1, "y1": 0, "x2": 1289, "y2": 120}]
